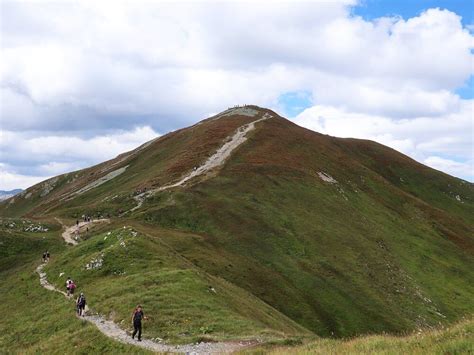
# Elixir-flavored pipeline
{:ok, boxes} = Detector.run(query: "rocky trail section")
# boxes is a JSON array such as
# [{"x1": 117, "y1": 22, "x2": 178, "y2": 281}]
[
  {"x1": 36, "y1": 265, "x2": 253, "y2": 354},
  {"x1": 36, "y1": 220, "x2": 259, "y2": 354},
  {"x1": 130, "y1": 112, "x2": 273, "y2": 212},
  {"x1": 56, "y1": 218, "x2": 110, "y2": 245}
]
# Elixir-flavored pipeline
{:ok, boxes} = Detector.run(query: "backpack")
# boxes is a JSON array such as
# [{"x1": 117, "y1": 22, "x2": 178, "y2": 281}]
[{"x1": 70, "y1": 282, "x2": 76, "y2": 290}]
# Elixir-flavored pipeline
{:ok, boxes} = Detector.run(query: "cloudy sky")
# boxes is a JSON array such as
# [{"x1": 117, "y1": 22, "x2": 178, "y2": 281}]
[{"x1": 1, "y1": 0, "x2": 473, "y2": 190}]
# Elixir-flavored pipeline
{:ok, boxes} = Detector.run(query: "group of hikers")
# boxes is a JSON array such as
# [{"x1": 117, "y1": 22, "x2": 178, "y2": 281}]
[
  {"x1": 74, "y1": 215, "x2": 95, "y2": 238},
  {"x1": 65, "y1": 277, "x2": 87, "y2": 316},
  {"x1": 79, "y1": 215, "x2": 93, "y2": 224},
  {"x1": 40, "y1": 217, "x2": 149, "y2": 342},
  {"x1": 48, "y1": 260, "x2": 148, "y2": 341}
]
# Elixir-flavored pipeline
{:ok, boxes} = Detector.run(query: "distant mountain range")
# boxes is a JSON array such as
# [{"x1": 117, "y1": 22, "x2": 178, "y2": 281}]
[{"x1": 0, "y1": 189, "x2": 23, "y2": 201}]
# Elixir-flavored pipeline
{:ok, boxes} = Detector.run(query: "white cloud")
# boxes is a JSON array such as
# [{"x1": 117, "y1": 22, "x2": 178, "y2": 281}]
[
  {"x1": 0, "y1": 2, "x2": 473, "y2": 187},
  {"x1": 0, "y1": 126, "x2": 160, "y2": 189},
  {"x1": 0, "y1": 166, "x2": 46, "y2": 191},
  {"x1": 2, "y1": 4, "x2": 472, "y2": 125},
  {"x1": 424, "y1": 156, "x2": 473, "y2": 179},
  {"x1": 293, "y1": 100, "x2": 473, "y2": 181}
]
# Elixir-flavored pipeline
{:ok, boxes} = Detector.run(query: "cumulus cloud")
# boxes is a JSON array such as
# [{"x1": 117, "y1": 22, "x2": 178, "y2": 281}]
[
  {"x1": 0, "y1": 1, "x2": 473, "y2": 188},
  {"x1": 424, "y1": 156, "x2": 473, "y2": 179},
  {"x1": 0, "y1": 166, "x2": 46, "y2": 192},
  {"x1": 293, "y1": 100, "x2": 473, "y2": 180},
  {"x1": 0, "y1": 126, "x2": 159, "y2": 189}
]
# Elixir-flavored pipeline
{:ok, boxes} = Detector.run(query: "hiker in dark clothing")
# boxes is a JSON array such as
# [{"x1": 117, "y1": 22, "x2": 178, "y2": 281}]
[
  {"x1": 46, "y1": 251, "x2": 50, "y2": 262},
  {"x1": 42, "y1": 251, "x2": 47, "y2": 263},
  {"x1": 76, "y1": 219, "x2": 79, "y2": 226},
  {"x1": 76, "y1": 293, "x2": 86, "y2": 316},
  {"x1": 131, "y1": 305, "x2": 147, "y2": 341}
]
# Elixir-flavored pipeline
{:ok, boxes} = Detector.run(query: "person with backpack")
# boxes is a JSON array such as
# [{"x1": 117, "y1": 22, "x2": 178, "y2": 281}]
[
  {"x1": 131, "y1": 305, "x2": 148, "y2": 341},
  {"x1": 69, "y1": 281, "x2": 76, "y2": 297},
  {"x1": 42, "y1": 251, "x2": 47, "y2": 263},
  {"x1": 66, "y1": 277, "x2": 72, "y2": 296},
  {"x1": 76, "y1": 293, "x2": 87, "y2": 316}
]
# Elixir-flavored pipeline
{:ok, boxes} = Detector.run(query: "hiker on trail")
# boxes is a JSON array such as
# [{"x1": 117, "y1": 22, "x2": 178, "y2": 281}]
[
  {"x1": 69, "y1": 281, "x2": 76, "y2": 297},
  {"x1": 46, "y1": 251, "x2": 50, "y2": 262},
  {"x1": 66, "y1": 277, "x2": 74, "y2": 296},
  {"x1": 131, "y1": 305, "x2": 148, "y2": 341},
  {"x1": 42, "y1": 251, "x2": 47, "y2": 263},
  {"x1": 76, "y1": 219, "x2": 79, "y2": 226},
  {"x1": 76, "y1": 292, "x2": 87, "y2": 316}
]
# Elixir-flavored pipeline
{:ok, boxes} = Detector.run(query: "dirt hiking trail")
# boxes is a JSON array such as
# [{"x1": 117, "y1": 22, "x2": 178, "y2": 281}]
[
  {"x1": 55, "y1": 218, "x2": 110, "y2": 245},
  {"x1": 38, "y1": 221, "x2": 258, "y2": 353},
  {"x1": 130, "y1": 112, "x2": 272, "y2": 212}
]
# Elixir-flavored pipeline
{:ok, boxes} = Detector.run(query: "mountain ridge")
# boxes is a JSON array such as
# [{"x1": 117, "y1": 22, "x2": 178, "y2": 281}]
[
  {"x1": 1, "y1": 105, "x2": 473, "y2": 340},
  {"x1": 0, "y1": 189, "x2": 23, "y2": 201}
]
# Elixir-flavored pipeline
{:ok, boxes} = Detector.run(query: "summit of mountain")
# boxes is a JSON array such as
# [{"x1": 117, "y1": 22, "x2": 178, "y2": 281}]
[{"x1": 1, "y1": 105, "x2": 473, "y2": 338}]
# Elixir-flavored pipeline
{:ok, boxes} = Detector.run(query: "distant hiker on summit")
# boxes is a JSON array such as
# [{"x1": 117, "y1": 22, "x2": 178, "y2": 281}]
[{"x1": 131, "y1": 305, "x2": 148, "y2": 341}]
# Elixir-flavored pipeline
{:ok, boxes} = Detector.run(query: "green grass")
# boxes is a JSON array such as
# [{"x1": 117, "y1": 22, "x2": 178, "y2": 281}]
[
  {"x1": 0, "y1": 221, "x2": 151, "y2": 354},
  {"x1": 1, "y1": 107, "x2": 472, "y2": 351},
  {"x1": 138, "y1": 170, "x2": 473, "y2": 337},
  {"x1": 245, "y1": 317, "x2": 474, "y2": 354},
  {"x1": 43, "y1": 226, "x2": 308, "y2": 344}
]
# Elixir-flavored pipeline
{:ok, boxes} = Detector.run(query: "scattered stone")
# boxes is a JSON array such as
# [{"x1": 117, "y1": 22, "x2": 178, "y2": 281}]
[
  {"x1": 71, "y1": 166, "x2": 128, "y2": 197},
  {"x1": 86, "y1": 254, "x2": 104, "y2": 270},
  {"x1": 318, "y1": 172, "x2": 337, "y2": 183}
]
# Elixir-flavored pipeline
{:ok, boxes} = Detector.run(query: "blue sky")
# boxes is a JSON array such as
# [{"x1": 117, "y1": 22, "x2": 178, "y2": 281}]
[
  {"x1": 353, "y1": 0, "x2": 473, "y2": 25},
  {"x1": 1, "y1": 0, "x2": 473, "y2": 189}
]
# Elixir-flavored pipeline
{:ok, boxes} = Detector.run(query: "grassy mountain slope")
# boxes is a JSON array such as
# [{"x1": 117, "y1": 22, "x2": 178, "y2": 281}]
[
  {"x1": 0, "y1": 220, "x2": 150, "y2": 354},
  {"x1": 245, "y1": 317, "x2": 473, "y2": 354},
  {"x1": 137, "y1": 115, "x2": 473, "y2": 336},
  {"x1": 43, "y1": 224, "x2": 308, "y2": 344},
  {"x1": 1, "y1": 106, "x2": 472, "y2": 346}
]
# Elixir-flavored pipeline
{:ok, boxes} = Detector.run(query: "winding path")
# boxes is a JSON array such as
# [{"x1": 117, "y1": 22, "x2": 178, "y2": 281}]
[
  {"x1": 39, "y1": 220, "x2": 258, "y2": 353},
  {"x1": 55, "y1": 218, "x2": 110, "y2": 245},
  {"x1": 130, "y1": 112, "x2": 272, "y2": 212}
]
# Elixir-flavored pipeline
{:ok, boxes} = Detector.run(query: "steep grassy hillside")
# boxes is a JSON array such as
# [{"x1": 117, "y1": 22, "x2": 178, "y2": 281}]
[
  {"x1": 245, "y1": 317, "x2": 474, "y2": 354},
  {"x1": 0, "y1": 110, "x2": 259, "y2": 218},
  {"x1": 42, "y1": 225, "x2": 308, "y2": 344},
  {"x1": 1, "y1": 106, "x2": 472, "y2": 347},
  {"x1": 136, "y1": 115, "x2": 473, "y2": 336},
  {"x1": 0, "y1": 219, "x2": 150, "y2": 354}
]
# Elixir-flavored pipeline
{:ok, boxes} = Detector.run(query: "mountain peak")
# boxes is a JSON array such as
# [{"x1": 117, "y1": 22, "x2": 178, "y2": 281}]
[
  {"x1": 1, "y1": 106, "x2": 473, "y2": 340},
  {"x1": 207, "y1": 105, "x2": 275, "y2": 122}
]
